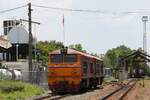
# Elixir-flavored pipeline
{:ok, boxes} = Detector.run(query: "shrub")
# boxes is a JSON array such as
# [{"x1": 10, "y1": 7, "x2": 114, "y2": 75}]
[
  {"x1": 0, "y1": 80, "x2": 24, "y2": 93},
  {"x1": 0, "y1": 80, "x2": 45, "y2": 100}
]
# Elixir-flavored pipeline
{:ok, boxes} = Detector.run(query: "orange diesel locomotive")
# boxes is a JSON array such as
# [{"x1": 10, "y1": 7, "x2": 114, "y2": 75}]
[{"x1": 48, "y1": 48, "x2": 104, "y2": 93}]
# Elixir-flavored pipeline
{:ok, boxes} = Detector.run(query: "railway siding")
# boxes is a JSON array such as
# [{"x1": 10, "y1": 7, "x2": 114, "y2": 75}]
[{"x1": 100, "y1": 79, "x2": 137, "y2": 100}]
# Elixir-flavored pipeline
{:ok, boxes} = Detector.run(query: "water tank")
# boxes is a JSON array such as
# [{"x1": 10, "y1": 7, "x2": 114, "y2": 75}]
[
  {"x1": 7, "y1": 26, "x2": 29, "y2": 44},
  {"x1": 3, "y1": 20, "x2": 20, "y2": 35}
]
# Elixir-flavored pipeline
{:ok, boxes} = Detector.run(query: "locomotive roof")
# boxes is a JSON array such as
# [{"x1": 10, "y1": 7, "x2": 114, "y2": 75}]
[{"x1": 49, "y1": 48, "x2": 103, "y2": 61}]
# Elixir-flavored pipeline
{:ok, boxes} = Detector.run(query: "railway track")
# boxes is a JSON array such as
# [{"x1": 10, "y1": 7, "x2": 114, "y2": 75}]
[
  {"x1": 34, "y1": 79, "x2": 137, "y2": 100},
  {"x1": 100, "y1": 79, "x2": 137, "y2": 100},
  {"x1": 33, "y1": 93, "x2": 70, "y2": 100}
]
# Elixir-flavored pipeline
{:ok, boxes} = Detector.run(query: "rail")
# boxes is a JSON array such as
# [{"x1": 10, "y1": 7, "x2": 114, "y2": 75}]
[
  {"x1": 100, "y1": 79, "x2": 137, "y2": 100},
  {"x1": 33, "y1": 93, "x2": 70, "y2": 100}
]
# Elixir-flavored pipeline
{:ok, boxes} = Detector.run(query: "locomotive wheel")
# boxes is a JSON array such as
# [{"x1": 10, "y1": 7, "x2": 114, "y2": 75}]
[
  {"x1": 93, "y1": 79, "x2": 98, "y2": 88},
  {"x1": 100, "y1": 77, "x2": 104, "y2": 85},
  {"x1": 80, "y1": 80, "x2": 86, "y2": 90}
]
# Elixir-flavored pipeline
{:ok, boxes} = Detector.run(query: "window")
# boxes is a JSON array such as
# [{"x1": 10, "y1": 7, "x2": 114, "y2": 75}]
[
  {"x1": 83, "y1": 62, "x2": 88, "y2": 74},
  {"x1": 101, "y1": 63, "x2": 104, "y2": 74},
  {"x1": 96, "y1": 64, "x2": 100, "y2": 74},
  {"x1": 50, "y1": 54, "x2": 77, "y2": 63},
  {"x1": 4, "y1": 28, "x2": 7, "y2": 35},
  {"x1": 90, "y1": 63, "x2": 94, "y2": 73},
  {"x1": 64, "y1": 54, "x2": 77, "y2": 63},
  {"x1": 3, "y1": 21, "x2": 7, "y2": 26},
  {"x1": 51, "y1": 54, "x2": 63, "y2": 63}
]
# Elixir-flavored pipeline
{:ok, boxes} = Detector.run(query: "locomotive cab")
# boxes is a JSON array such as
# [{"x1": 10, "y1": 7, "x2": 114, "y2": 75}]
[{"x1": 48, "y1": 48, "x2": 82, "y2": 93}]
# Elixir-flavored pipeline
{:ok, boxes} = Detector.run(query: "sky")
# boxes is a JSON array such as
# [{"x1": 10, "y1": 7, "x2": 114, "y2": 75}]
[{"x1": 0, "y1": 0, "x2": 150, "y2": 54}]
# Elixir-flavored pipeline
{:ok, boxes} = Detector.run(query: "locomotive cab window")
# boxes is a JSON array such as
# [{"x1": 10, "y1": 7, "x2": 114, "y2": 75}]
[
  {"x1": 50, "y1": 54, "x2": 77, "y2": 63},
  {"x1": 50, "y1": 54, "x2": 63, "y2": 63},
  {"x1": 64, "y1": 54, "x2": 77, "y2": 63}
]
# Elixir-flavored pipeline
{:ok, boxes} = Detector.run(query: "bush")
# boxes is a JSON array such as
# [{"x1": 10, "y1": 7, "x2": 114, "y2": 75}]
[
  {"x1": 0, "y1": 80, "x2": 24, "y2": 93},
  {"x1": 0, "y1": 80, "x2": 44, "y2": 100}
]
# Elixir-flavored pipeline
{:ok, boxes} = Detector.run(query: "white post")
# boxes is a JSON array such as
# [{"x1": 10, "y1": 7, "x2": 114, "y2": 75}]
[
  {"x1": 16, "y1": 44, "x2": 19, "y2": 61},
  {"x1": 142, "y1": 16, "x2": 148, "y2": 53}
]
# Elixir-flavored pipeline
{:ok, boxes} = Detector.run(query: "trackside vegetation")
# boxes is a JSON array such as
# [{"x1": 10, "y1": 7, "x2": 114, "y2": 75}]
[{"x1": 0, "y1": 80, "x2": 44, "y2": 100}]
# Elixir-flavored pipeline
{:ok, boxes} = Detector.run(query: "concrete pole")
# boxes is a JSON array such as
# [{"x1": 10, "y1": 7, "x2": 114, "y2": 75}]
[
  {"x1": 142, "y1": 16, "x2": 148, "y2": 53},
  {"x1": 28, "y1": 3, "x2": 33, "y2": 72}
]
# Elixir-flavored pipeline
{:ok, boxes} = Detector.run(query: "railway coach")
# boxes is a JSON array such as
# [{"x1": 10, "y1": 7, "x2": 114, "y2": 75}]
[{"x1": 48, "y1": 47, "x2": 104, "y2": 93}]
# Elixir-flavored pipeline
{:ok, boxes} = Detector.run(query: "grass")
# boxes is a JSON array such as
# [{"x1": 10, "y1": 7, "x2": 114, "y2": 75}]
[{"x1": 0, "y1": 80, "x2": 45, "y2": 100}]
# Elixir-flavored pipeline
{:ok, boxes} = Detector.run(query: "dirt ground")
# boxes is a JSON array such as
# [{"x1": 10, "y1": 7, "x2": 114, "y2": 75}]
[
  {"x1": 123, "y1": 79, "x2": 150, "y2": 100},
  {"x1": 60, "y1": 83, "x2": 121, "y2": 100}
]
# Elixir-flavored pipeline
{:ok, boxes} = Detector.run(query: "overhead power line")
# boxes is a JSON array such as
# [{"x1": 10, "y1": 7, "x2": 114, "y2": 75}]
[
  {"x1": 32, "y1": 4, "x2": 108, "y2": 13},
  {"x1": 0, "y1": 4, "x2": 149, "y2": 15},
  {"x1": 0, "y1": 5, "x2": 27, "y2": 14},
  {"x1": 32, "y1": 4, "x2": 150, "y2": 15}
]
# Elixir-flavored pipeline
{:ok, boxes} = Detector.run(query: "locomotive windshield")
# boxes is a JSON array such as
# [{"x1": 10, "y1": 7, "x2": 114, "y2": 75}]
[
  {"x1": 50, "y1": 54, "x2": 77, "y2": 63},
  {"x1": 51, "y1": 54, "x2": 63, "y2": 63},
  {"x1": 64, "y1": 54, "x2": 77, "y2": 63}
]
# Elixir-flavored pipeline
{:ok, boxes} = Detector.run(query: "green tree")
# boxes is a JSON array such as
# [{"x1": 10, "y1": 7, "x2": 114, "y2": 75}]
[
  {"x1": 36, "y1": 41, "x2": 87, "y2": 62},
  {"x1": 36, "y1": 40, "x2": 64, "y2": 62},
  {"x1": 69, "y1": 44, "x2": 86, "y2": 52},
  {"x1": 75, "y1": 44, "x2": 82, "y2": 51},
  {"x1": 104, "y1": 45, "x2": 132, "y2": 68}
]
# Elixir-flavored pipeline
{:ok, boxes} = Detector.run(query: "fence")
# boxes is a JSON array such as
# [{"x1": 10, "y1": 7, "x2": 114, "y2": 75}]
[
  {"x1": 0, "y1": 69, "x2": 49, "y2": 89},
  {"x1": 22, "y1": 71, "x2": 48, "y2": 89}
]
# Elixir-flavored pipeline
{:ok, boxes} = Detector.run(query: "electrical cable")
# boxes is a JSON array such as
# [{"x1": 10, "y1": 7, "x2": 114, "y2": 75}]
[
  {"x1": 32, "y1": 4, "x2": 150, "y2": 15},
  {"x1": 32, "y1": 4, "x2": 109, "y2": 14},
  {"x1": 0, "y1": 5, "x2": 27, "y2": 14}
]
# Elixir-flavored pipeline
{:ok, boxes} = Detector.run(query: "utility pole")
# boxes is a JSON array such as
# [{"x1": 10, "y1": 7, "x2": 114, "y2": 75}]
[
  {"x1": 28, "y1": 3, "x2": 33, "y2": 75},
  {"x1": 20, "y1": 19, "x2": 40, "y2": 63},
  {"x1": 142, "y1": 16, "x2": 148, "y2": 53}
]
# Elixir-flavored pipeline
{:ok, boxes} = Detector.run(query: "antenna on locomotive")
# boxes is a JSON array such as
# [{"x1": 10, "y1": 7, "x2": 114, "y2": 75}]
[
  {"x1": 61, "y1": 46, "x2": 68, "y2": 54},
  {"x1": 62, "y1": 45, "x2": 65, "y2": 49}
]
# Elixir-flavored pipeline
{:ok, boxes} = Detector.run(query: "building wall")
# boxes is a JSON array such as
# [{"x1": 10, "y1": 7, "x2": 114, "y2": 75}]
[{"x1": 6, "y1": 44, "x2": 29, "y2": 61}]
